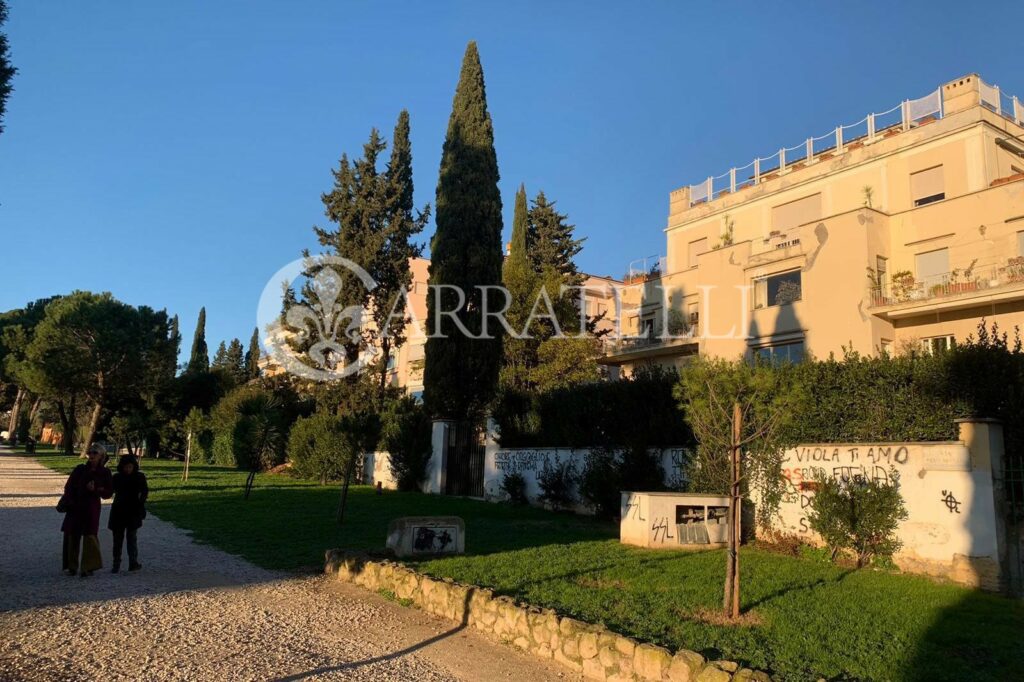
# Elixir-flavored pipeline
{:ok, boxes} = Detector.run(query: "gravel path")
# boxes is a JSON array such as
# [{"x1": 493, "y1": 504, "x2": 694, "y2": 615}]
[{"x1": 0, "y1": 451, "x2": 581, "y2": 682}]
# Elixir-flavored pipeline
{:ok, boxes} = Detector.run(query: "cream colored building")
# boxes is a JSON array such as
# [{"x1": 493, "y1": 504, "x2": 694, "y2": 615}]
[{"x1": 602, "y1": 74, "x2": 1024, "y2": 375}]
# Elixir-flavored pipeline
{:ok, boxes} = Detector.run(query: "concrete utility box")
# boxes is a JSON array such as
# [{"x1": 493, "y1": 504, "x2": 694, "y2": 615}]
[
  {"x1": 620, "y1": 492, "x2": 733, "y2": 549},
  {"x1": 386, "y1": 516, "x2": 465, "y2": 558}
]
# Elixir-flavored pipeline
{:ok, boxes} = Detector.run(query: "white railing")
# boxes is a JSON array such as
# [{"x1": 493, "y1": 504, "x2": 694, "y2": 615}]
[
  {"x1": 624, "y1": 255, "x2": 666, "y2": 283},
  {"x1": 686, "y1": 88, "x2": 944, "y2": 207},
  {"x1": 979, "y1": 77, "x2": 1024, "y2": 126}
]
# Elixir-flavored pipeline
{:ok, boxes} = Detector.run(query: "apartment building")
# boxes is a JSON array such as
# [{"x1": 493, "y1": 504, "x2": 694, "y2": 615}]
[{"x1": 601, "y1": 74, "x2": 1024, "y2": 375}]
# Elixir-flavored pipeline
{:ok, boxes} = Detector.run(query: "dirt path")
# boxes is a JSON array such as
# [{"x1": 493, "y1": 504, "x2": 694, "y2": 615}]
[{"x1": 0, "y1": 451, "x2": 581, "y2": 681}]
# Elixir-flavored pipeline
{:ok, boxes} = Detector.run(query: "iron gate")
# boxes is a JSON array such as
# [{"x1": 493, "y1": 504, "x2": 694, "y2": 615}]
[
  {"x1": 444, "y1": 420, "x2": 485, "y2": 497},
  {"x1": 1004, "y1": 453, "x2": 1024, "y2": 596}
]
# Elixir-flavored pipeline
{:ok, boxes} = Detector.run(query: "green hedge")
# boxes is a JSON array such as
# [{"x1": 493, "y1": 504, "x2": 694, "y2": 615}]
[{"x1": 494, "y1": 368, "x2": 694, "y2": 449}]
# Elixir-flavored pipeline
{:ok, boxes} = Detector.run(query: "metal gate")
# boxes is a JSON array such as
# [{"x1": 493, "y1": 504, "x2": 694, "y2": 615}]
[
  {"x1": 1004, "y1": 453, "x2": 1024, "y2": 596},
  {"x1": 444, "y1": 420, "x2": 485, "y2": 497}
]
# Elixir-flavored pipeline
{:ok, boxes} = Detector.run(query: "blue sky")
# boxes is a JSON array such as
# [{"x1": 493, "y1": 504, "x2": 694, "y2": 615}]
[{"x1": 2, "y1": 1, "x2": 1022, "y2": 357}]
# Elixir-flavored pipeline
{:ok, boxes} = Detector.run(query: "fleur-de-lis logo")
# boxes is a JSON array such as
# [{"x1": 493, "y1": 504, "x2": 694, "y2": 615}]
[{"x1": 257, "y1": 256, "x2": 377, "y2": 381}]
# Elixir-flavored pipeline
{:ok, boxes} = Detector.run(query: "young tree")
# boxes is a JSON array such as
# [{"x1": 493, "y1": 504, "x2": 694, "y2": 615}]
[
  {"x1": 245, "y1": 327, "x2": 261, "y2": 380},
  {"x1": 676, "y1": 357, "x2": 807, "y2": 619},
  {"x1": 424, "y1": 41, "x2": 504, "y2": 421},
  {"x1": 0, "y1": 1, "x2": 16, "y2": 136},
  {"x1": 187, "y1": 307, "x2": 209, "y2": 374}
]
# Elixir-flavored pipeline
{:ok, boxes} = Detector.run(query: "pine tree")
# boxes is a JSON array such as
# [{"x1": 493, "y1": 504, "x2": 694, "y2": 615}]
[
  {"x1": 226, "y1": 338, "x2": 246, "y2": 384},
  {"x1": 186, "y1": 307, "x2": 209, "y2": 374},
  {"x1": 0, "y1": 1, "x2": 16, "y2": 136},
  {"x1": 528, "y1": 191, "x2": 584, "y2": 282},
  {"x1": 424, "y1": 42, "x2": 504, "y2": 421},
  {"x1": 212, "y1": 340, "x2": 228, "y2": 368},
  {"x1": 499, "y1": 184, "x2": 539, "y2": 391},
  {"x1": 369, "y1": 110, "x2": 429, "y2": 395},
  {"x1": 246, "y1": 327, "x2": 261, "y2": 380}
]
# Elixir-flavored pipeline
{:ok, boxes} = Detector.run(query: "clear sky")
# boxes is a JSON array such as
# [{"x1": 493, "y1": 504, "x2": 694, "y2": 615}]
[{"x1": 2, "y1": 1, "x2": 1022, "y2": 357}]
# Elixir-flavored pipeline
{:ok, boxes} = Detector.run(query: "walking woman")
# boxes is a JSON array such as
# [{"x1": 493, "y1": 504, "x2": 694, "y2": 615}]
[
  {"x1": 108, "y1": 454, "x2": 148, "y2": 573},
  {"x1": 60, "y1": 444, "x2": 113, "y2": 577}
]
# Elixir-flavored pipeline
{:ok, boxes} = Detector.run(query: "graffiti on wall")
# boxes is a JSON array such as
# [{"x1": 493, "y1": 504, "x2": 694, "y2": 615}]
[{"x1": 494, "y1": 450, "x2": 552, "y2": 474}]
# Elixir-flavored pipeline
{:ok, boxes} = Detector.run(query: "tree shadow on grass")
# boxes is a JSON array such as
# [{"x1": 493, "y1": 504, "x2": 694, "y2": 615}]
[{"x1": 898, "y1": 588, "x2": 1024, "y2": 682}]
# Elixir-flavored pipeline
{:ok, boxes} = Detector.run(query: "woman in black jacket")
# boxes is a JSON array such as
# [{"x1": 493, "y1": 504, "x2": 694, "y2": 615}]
[{"x1": 108, "y1": 454, "x2": 148, "y2": 573}]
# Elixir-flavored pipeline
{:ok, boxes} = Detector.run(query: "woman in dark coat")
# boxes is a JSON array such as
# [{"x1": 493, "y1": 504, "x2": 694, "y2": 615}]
[
  {"x1": 108, "y1": 454, "x2": 148, "y2": 572},
  {"x1": 61, "y1": 444, "x2": 114, "y2": 576}
]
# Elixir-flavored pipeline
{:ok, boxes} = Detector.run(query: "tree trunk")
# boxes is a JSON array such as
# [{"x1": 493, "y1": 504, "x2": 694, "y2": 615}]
[
  {"x1": 6, "y1": 387, "x2": 25, "y2": 443},
  {"x1": 80, "y1": 401, "x2": 103, "y2": 458},
  {"x1": 56, "y1": 397, "x2": 77, "y2": 457},
  {"x1": 182, "y1": 431, "x2": 192, "y2": 482},
  {"x1": 244, "y1": 470, "x2": 257, "y2": 499},
  {"x1": 337, "y1": 456, "x2": 356, "y2": 525},
  {"x1": 725, "y1": 401, "x2": 742, "y2": 620},
  {"x1": 27, "y1": 396, "x2": 42, "y2": 437}
]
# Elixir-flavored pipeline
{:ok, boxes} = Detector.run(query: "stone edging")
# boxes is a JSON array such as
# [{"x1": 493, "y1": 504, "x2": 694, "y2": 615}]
[{"x1": 325, "y1": 550, "x2": 772, "y2": 682}]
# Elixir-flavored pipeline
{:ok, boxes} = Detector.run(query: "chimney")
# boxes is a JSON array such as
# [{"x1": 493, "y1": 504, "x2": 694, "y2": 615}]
[{"x1": 942, "y1": 74, "x2": 982, "y2": 116}]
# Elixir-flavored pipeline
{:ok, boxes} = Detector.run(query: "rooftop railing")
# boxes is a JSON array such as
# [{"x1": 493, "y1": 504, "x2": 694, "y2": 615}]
[
  {"x1": 624, "y1": 255, "x2": 666, "y2": 284},
  {"x1": 686, "y1": 77, "x2": 1024, "y2": 209}
]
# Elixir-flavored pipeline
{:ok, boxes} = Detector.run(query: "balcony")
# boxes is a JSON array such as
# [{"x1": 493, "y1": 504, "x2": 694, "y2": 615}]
[
  {"x1": 599, "y1": 313, "x2": 700, "y2": 365},
  {"x1": 623, "y1": 255, "x2": 666, "y2": 285},
  {"x1": 868, "y1": 260, "x2": 1024, "y2": 318}
]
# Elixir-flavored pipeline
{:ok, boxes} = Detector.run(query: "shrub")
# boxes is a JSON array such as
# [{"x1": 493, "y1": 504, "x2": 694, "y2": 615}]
[
  {"x1": 580, "y1": 446, "x2": 667, "y2": 519},
  {"x1": 287, "y1": 412, "x2": 352, "y2": 484},
  {"x1": 537, "y1": 456, "x2": 577, "y2": 511},
  {"x1": 209, "y1": 385, "x2": 289, "y2": 471},
  {"x1": 806, "y1": 468, "x2": 908, "y2": 567},
  {"x1": 499, "y1": 472, "x2": 528, "y2": 505},
  {"x1": 379, "y1": 396, "x2": 432, "y2": 492}
]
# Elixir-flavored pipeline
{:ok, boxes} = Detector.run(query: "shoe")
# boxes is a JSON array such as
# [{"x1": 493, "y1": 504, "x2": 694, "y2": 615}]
[
  {"x1": 80, "y1": 570, "x2": 93, "y2": 578},
  {"x1": 128, "y1": 562, "x2": 142, "y2": 571},
  {"x1": 111, "y1": 562, "x2": 120, "y2": 574}
]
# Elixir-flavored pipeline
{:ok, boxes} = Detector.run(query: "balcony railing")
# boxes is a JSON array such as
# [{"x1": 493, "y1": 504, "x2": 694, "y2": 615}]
[
  {"x1": 603, "y1": 314, "x2": 700, "y2": 356},
  {"x1": 868, "y1": 261, "x2": 1024, "y2": 308},
  {"x1": 623, "y1": 255, "x2": 667, "y2": 284}
]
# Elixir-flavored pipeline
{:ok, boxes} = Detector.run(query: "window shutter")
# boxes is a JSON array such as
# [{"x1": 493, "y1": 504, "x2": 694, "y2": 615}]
[
  {"x1": 771, "y1": 194, "x2": 822, "y2": 232},
  {"x1": 911, "y1": 166, "x2": 944, "y2": 202}
]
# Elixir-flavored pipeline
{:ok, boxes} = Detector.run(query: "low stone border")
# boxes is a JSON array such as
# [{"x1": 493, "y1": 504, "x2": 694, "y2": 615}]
[{"x1": 325, "y1": 550, "x2": 772, "y2": 682}]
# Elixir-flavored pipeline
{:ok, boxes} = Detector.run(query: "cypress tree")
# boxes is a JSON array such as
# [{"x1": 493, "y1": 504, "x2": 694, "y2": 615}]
[
  {"x1": 499, "y1": 184, "x2": 539, "y2": 391},
  {"x1": 246, "y1": 327, "x2": 261, "y2": 380},
  {"x1": 186, "y1": 307, "x2": 209, "y2": 374},
  {"x1": 424, "y1": 42, "x2": 504, "y2": 420},
  {"x1": 0, "y1": 1, "x2": 15, "y2": 136}
]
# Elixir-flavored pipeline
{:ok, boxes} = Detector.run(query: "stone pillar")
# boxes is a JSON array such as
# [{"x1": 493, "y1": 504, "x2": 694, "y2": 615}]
[
  {"x1": 956, "y1": 418, "x2": 1009, "y2": 592},
  {"x1": 427, "y1": 420, "x2": 454, "y2": 495}
]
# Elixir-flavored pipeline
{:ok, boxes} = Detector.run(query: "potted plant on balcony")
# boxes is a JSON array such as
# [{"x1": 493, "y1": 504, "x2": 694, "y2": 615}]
[
  {"x1": 1006, "y1": 257, "x2": 1024, "y2": 284},
  {"x1": 666, "y1": 308, "x2": 689, "y2": 337},
  {"x1": 946, "y1": 263, "x2": 979, "y2": 294},
  {"x1": 891, "y1": 270, "x2": 916, "y2": 302}
]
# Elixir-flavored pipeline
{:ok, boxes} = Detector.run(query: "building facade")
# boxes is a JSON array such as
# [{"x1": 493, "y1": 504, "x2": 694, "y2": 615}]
[{"x1": 602, "y1": 74, "x2": 1024, "y2": 375}]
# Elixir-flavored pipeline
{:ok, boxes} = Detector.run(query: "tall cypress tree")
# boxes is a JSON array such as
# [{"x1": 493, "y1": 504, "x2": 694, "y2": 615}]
[
  {"x1": 499, "y1": 184, "x2": 539, "y2": 391},
  {"x1": 0, "y1": 1, "x2": 16, "y2": 136},
  {"x1": 424, "y1": 41, "x2": 504, "y2": 420},
  {"x1": 186, "y1": 307, "x2": 209, "y2": 374},
  {"x1": 245, "y1": 327, "x2": 261, "y2": 380}
]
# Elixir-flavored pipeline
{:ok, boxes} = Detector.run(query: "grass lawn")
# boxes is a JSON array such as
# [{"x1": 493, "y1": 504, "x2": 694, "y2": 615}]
[{"x1": 25, "y1": 447, "x2": 1024, "y2": 682}]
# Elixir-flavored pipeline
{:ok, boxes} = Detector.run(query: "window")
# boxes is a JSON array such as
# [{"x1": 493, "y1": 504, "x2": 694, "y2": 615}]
[
  {"x1": 754, "y1": 270, "x2": 802, "y2": 308},
  {"x1": 880, "y1": 339, "x2": 893, "y2": 356},
  {"x1": 1018, "y1": 231, "x2": 1024, "y2": 256},
  {"x1": 753, "y1": 340, "x2": 805, "y2": 364},
  {"x1": 640, "y1": 315, "x2": 655, "y2": 338},
  {"x1": 688, "y1": 238, "x2": 708, "y2": 268},
  {"x1": 915, "y1": 248, "x2": 949, "y2": 288},
  {"x1": 921, "y1": 335, "x2": 955, "y2": 355},
  {"x1": 875, "y1": 256, "x2": 888, "y2": 286},
  {"x1": 911, "y1": 166, "x2": 945, "y2": 206},
  {"x1": 772, "y1": 194, "x2": 822, "y2": 232}
]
